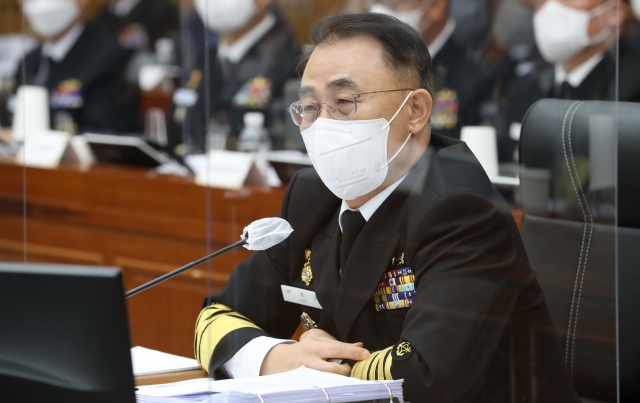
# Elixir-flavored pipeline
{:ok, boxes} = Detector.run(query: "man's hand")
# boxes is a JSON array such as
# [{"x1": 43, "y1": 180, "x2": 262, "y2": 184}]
[{"x1": 260, "y1": 330, "x2": 369, "y2": 376}]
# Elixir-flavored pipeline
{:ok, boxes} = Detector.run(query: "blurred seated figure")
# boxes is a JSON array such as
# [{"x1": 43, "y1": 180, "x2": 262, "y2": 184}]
[
  {"x1": 629, "y1": 0, "x2": 640, "y2": 51},
  {"x1": 15, "y1": 0, "x2": 139, "y2": 134},
  {"x1": 93, "y1": 0, "x2": 180, "y2": 53},
  {"x1": 178, "y1": 0, "x2": 299, "y2": 152},
  {"x1": 501, "y1": 0, "x2": 640, "y2": 162},
  {"x1": 370, "y1": 0, "x2": 498, "y2": 138}
]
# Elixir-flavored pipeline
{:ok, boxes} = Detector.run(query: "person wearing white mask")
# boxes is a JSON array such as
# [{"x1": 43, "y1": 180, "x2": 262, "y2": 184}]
[
  {"x1": 193, "y1": 13, "x2": 579, "y2": 403},
  {"x1": 13, "y1": 0, "x2": 139, "y2": 134},
  {"x1": 369, "y1": 0, "x2": 498, "y2": 139},
  {"x1": 501, "y1": 0, "x2": 640, "y2": 162},
  {"x1": 179, "y1": 0, "x2": 299, "y2": 152}
]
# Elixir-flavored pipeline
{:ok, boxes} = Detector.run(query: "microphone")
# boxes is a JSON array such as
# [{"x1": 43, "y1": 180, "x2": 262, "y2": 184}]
[{"x1": 125, "y1": 218, "x2": 293, "y2": 299}]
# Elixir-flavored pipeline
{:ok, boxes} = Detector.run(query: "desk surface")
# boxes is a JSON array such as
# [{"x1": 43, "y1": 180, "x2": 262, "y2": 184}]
[
  {"x1": 0, "y1": 159, "x2": 285, "y2": 357},
  {"x1": 135, "y1": 369, "x2": 208, "y2": 387}
]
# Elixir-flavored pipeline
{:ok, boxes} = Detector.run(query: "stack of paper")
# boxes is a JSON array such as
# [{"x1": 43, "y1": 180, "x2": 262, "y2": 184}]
[
  {"x1": 131, "y1": 346, "x2": 200, "y2": 376},
  {"x1": 136, "y1": 366, "x2": 403, "y2": 402}
]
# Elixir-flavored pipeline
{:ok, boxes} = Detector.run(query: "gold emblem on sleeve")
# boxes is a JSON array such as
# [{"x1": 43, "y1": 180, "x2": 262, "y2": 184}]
[{"x1": 396, "y1": 341, "x2": 412, "y2": 356}]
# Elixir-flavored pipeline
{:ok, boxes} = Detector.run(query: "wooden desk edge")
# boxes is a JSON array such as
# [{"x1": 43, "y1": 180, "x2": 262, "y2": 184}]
[{"x1": 135, "y1": 368, "x2": 208, "y2": 386}]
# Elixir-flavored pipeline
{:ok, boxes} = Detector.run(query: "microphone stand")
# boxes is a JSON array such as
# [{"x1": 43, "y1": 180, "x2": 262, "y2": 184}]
[{"x1": 125, "y1": 238, "x2": 248, "y2": 299}]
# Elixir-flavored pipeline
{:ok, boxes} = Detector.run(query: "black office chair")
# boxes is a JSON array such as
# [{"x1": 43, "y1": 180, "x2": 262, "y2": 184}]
[{"x1": 519, "y1": 99, "x2": 640, "y2": 403}]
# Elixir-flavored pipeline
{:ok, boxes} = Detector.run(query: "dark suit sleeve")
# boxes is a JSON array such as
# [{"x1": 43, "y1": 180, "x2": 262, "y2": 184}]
[
  {"x1": 352, "y1": 192, "x2": 527, "y2": 402},
  {"x1": 194, "y1": 172, "x2": 303, "y2": 377}
]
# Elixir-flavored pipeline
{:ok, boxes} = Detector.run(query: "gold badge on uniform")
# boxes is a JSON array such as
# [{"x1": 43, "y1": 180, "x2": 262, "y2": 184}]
[
  {"x1": 300, "y1": 312, "x2": 318, "y2": 330},
  {"x1": 301, "y1": 249, "x2": 312, "y2": 286}
]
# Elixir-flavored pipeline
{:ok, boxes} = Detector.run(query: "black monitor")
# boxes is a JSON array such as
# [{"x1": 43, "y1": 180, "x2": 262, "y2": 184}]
[{"x1": 0, "y1": 264, "x2": 135, "y2": 403}]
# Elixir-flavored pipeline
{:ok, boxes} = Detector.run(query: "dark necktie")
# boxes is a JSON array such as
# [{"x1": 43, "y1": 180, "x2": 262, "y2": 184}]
[
  {"x1": 340, "y1": 210, "x2": 367, "y2": 271},
  {"x1": 556, "y1": 81, "x2": 573, "y2": 100},
  {"x1": 32, "y1": 55, "x2": 51, "y2": 86}
]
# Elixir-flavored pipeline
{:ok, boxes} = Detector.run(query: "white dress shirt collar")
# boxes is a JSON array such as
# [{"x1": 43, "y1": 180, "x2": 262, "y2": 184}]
[
  {"x1": 217, "y1": 13, "x2": 276, "y2": 64},
  {"x1": 428, "y1": 19, "x2": 456, "y2": 59},
  {"x1": 41, "y1": 23, "x2": 84, "y2": 63},
  {"x1": 554, "y1": 52, "x2": 605, "y2": 88},
  {"x1": 339, "y1": 174, "x2": 409, "y2": 233}
]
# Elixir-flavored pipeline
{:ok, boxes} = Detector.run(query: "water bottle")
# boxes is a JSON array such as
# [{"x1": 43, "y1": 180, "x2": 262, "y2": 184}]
[{"x1": 237, "y1": 112, "x2": 271, "y2": 153}]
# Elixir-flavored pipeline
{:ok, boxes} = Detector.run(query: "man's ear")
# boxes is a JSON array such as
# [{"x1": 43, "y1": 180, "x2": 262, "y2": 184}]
[{"x1": 408, "y1": 89, "x2": 432, "y2": 137}]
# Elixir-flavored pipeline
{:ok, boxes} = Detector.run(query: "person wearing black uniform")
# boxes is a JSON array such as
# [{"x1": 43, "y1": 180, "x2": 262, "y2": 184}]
[
  {"x1": 194, "y1": 13, "x2": 579, "y2": 403},
  {"x1": 93, "y1": 0, "x2": 180, "y2": 52},
  {"x1": 501, "y1": 0, "x2": 640, "y2": 162},
  {"x1": 16, "y1": 0, "x2": 138, "y2": 134},
  {"x1": 180, "y1": 0, "x2": 299, "y2": 152},
  {"x1": 370, "y1": 0, "x2": 497, "y2": 139}
]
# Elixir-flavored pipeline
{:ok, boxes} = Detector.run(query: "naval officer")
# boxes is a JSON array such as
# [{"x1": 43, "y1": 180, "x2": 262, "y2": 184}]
[
  {"x1": 15, "y1": 0, "x2": 139, "y2": 134},
  {"x1": 369, "y1": 0, "x2": 498, "y2": 139},
  {"x1": 501, "y1": 0, "x2": 640, "y2": 162},
  {"x1": 194, "y1": 13, "x2": 579, "y2": 403}
]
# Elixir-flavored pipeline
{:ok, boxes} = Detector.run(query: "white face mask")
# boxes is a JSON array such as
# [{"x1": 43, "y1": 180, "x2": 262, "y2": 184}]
[
  {"x1": 533, "y1": 0, "x2": 615, "y2": 64},
  {"x1": 632, "y1": 0, "x2": 640, "y2": 21},
  {"x1": 23, "y1": 0, "x2": 80, "y2": 39},
  {"x1": 370, "y1": 1, "x2": 434, "y2": 33},
  {"x1": 301, "y1": 92, "x2": 414, "y2": 201},
  {"x1": 194, "y1": 0, "x2": 256, "y2": 34}
]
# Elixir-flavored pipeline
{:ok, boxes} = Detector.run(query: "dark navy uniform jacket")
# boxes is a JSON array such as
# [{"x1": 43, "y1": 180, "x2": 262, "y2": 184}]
[
  {"x1": 15, "y1": 24, "x2": 139, "y2": 134},
  {"x1": 500, "y1": 43, "x2": 640, "y2": 162},
  {"x1": 184, "y1": 9, "x2": 299, "y2": 152},
  {"x1": 93, "y1": 0, "x2": 180, "y2": 51},
  {"x1": 198, "y1": 133, "x2": 580, "y2": 403},
  {"x1": 429, "y1": 33, "x2": 497, "y2": 139}
]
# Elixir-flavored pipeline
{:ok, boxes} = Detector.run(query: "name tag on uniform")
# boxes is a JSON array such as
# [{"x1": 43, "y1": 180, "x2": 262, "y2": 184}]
[{"x1": 281, "y1": 285, "x2": 322, "y2": 309}]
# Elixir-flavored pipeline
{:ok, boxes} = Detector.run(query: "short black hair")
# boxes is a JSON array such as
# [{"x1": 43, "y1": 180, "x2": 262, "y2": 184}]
[{"x1": 296, "y1": 13, "x2": 433, "y2": 94}]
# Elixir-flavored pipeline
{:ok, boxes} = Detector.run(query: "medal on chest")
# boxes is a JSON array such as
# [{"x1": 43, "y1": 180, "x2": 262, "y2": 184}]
[{"x1": 301, "y1": 249, "x2": 312, "y2": 286}]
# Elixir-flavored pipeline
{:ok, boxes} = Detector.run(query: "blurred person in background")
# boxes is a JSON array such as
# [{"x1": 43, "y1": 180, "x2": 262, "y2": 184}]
[
  {"x1": 501, "y1": 0, "x2": 640, "y2": 162},
  {"x1": 369, "y1": 0, "x2": 498, "y2": 138},
  {"x1": 93, "y1": 0, "x2": 180, "y2": 53},
  {"x1": 629, "y1": 0, "x2": 640, "y2": 51},
  {"x1": 14, "y1": 0, "x2": 139, "y2": 134},
  {"x1": 178, "y1": 0, "x2": 299, "y2": 152}
]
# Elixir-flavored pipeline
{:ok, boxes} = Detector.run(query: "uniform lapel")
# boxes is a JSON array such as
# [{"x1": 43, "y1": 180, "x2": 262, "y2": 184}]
[
  {"x1": 334, "y1": 195, "x2": 404, "y2": 341},
  {"x1": 311, "y1": 209, "x2": 341, "y2": 320}
]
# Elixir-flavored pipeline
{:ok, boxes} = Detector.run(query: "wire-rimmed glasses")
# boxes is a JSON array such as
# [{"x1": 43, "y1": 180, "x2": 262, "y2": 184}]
[{"x1": 288, "y1": 88, "x2": 415, "y2": 127}]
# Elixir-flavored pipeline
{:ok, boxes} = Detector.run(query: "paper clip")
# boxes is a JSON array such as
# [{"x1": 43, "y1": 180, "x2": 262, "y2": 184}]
[
  {"x1": 249, "y1": 392, "x2": 265, "y2": 403},
  {"x1": 313, "y1": 386, "x2": 331, "y2": 403},
  {"x1": 376, "y1": 380, "x2": 394, "y2": 403}
]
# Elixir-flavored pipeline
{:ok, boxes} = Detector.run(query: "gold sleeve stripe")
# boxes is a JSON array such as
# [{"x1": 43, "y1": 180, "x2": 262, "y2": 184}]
[
  {"x1": 366, "y1": 350, "x2": 382, "y2": 380},
  {"x1": 351, "y1": 346, "x2": 393, "y2": 381},
  {"x1": 383, "y1": 348, "x2": 393, "y2": 379},
  {"x1": 193, "y1": 302, "x2": 261, "y2": 373}
]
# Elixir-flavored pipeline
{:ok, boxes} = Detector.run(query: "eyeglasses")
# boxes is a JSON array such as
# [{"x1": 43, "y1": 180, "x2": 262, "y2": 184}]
[{"x1": 288, "y1": 88, "x2": 415, "y2": 127}]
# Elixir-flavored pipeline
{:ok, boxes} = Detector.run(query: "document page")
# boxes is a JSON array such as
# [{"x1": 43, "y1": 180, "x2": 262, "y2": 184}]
[
  {"x1": 136, "y1": 366, "x2": 403, "y2": 403},
  {"x1": 131, "y1": 346, "x2": 201, "y2": 376}
]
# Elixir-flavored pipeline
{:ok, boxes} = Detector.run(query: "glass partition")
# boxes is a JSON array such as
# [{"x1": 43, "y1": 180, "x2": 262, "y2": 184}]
[{"x1": 2, "y1": 0, "x2": 635, "y2": 401}]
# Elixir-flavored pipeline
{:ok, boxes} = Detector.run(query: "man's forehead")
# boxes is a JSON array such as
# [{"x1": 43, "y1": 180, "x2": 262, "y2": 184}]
[
  {"x1": 301, "y1": 36, "x2": 394, "y2": 93},
  {"x1": 299, "y1": 77, "x2": 361, "y2": 96}
]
